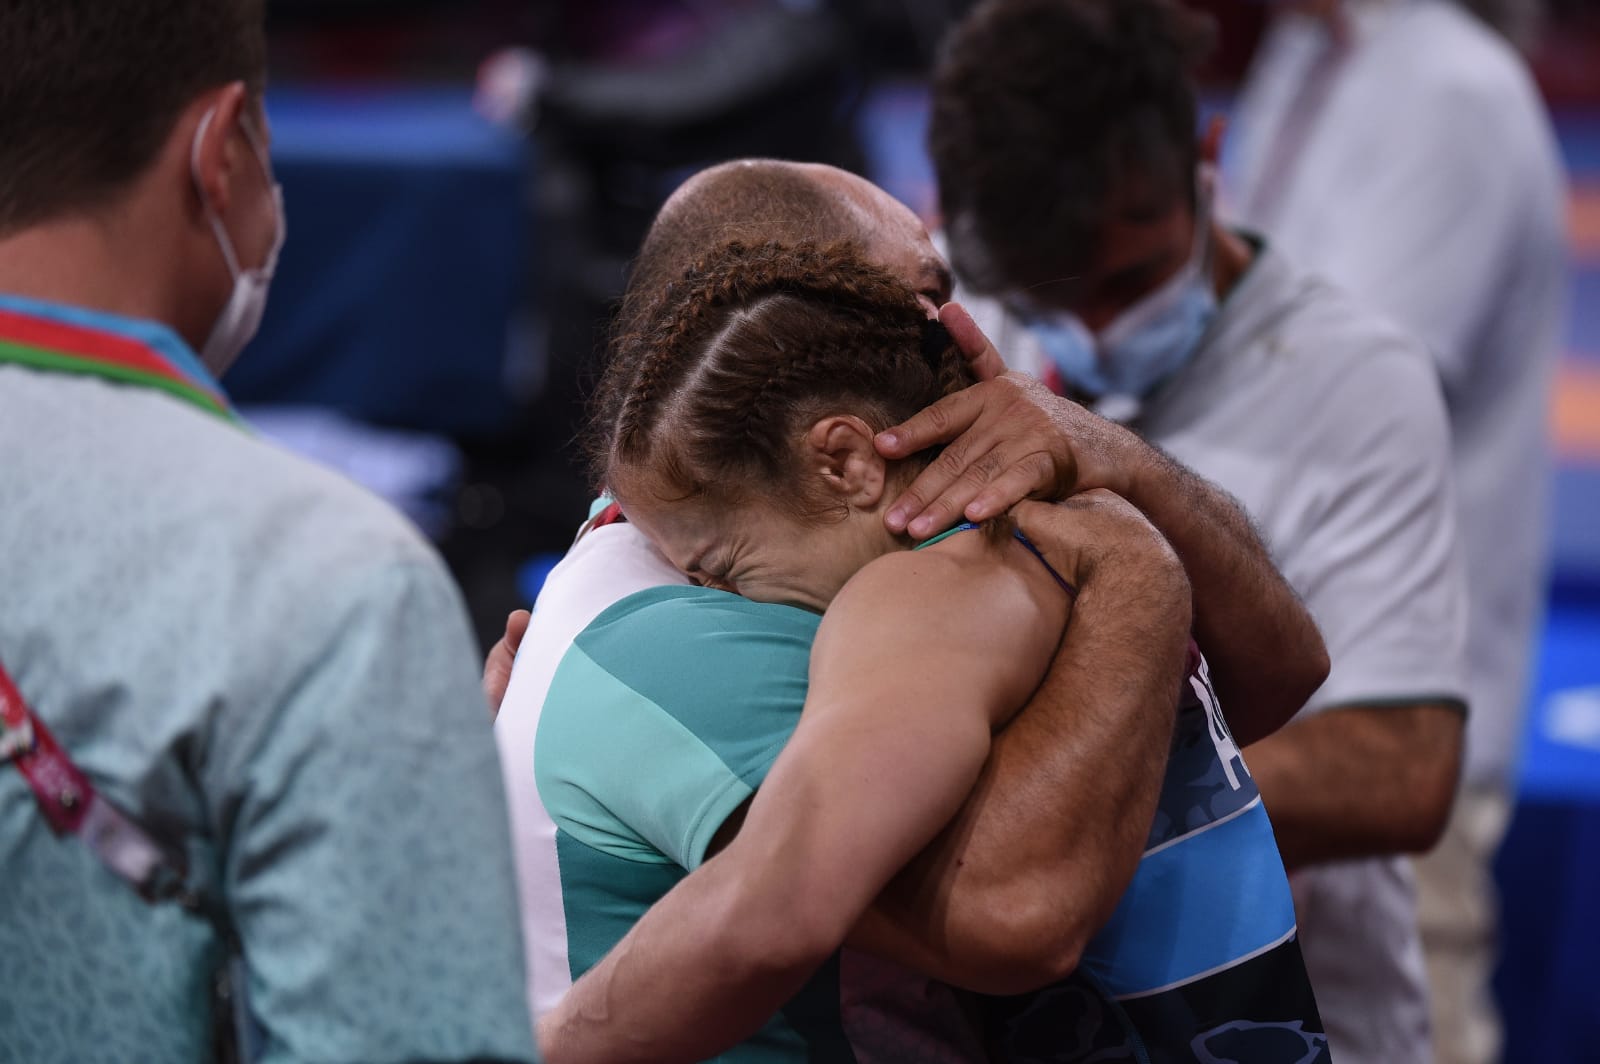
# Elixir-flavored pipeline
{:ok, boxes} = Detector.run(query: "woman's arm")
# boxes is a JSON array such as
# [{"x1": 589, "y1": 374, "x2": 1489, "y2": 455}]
[
  {"x1": 848, "y1": 495, "x2": 1192, "y2": 994},
  {"x1": 537, "y1": 544, "x2": 1065, "y2": 1064}
]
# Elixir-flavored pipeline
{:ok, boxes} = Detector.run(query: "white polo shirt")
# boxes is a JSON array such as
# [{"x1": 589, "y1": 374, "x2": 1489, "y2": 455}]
[
  {"x1": 1225, "y1": 0, "x2": 1567, "y2": 789},
  {"x1": 0, "y1": 300, "x2": 538, "y2": 1064},
  {"x1": 959, "y1": 241, "x2": 1469, "y2": 1064},
  {"x1": 493, "y1": 515, "x2": 687, "y2": 1020}
]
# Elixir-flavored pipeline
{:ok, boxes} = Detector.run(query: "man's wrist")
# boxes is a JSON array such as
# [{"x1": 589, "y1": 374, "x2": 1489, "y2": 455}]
[
  {"x1": 1102, "y1": 426, "x2": 1165, "y2": 504},
  {"x1": 1078, "y1": 530, "x2": 1186, "y2": 604},
  {"x1": 1081, "y1": 521, "x2": 1189, "y2": 610}
]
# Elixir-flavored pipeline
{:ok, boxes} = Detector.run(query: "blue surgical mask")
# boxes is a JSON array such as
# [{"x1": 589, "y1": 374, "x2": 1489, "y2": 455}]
[{"x1": 1020, "y1": 172, "x2": 1218, "y2": 405}]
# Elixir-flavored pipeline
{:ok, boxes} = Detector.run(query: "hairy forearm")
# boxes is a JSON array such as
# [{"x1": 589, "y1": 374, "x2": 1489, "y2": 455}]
[
  {"x1": 1121, "y1": 445, "x2": 1328, "y2": 745},
  {"x1": 1245, "y1": 702, "x2": 1465, "y2": 869},
  {"x1": 858, "y1": 544, "x2": 1190, "y2": 994},
  {"x1": 872, "y1": 375, "x2": 1325, "y2": 742}
]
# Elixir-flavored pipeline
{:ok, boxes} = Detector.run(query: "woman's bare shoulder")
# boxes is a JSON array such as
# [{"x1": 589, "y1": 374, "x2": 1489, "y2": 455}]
[{"x1": 816, "y1": 534, "x2": 1069, "y2": 712}]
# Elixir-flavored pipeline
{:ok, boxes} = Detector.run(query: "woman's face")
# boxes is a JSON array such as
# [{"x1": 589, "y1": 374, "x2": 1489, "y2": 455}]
[{"x1": 620, "y1": 487, "x2": 893, "y2": 614}]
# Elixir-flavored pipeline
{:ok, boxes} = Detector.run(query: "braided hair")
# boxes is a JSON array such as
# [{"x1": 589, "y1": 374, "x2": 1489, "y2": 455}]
[{"x1": 590, "y1": 239, "x2": 975, "y2": 514}]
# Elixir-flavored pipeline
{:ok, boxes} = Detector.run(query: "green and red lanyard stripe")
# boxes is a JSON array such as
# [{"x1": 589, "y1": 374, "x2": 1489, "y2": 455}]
[
  {"x1": 0, "y1": 306, "x2": 236, "y2": 424},
  {"x1": 0, "y1": 305, "x2": 211, "y2": 906}
]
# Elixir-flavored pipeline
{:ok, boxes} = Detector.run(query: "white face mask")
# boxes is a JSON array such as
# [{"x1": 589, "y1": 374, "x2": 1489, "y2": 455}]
[{"x1": 190, "y1": 106, "x2": 285, "y2": 377}]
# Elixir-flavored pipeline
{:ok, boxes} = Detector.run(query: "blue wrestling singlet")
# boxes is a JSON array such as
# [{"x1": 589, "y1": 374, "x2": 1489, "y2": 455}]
[{"x1": 920, "y1": 520, "x2": 1330, "y2": 1064}]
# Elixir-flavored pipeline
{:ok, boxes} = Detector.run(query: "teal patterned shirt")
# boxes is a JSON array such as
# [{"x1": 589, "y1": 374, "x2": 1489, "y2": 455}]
[{"x1": 0, "y1": 296, "x2": 538, "y2": 1064}]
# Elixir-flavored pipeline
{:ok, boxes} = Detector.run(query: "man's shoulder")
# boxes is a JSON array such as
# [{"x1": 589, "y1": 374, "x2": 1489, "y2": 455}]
[
  {"x1": 580, "y1": 585, "x2": 822, "y2": 660},
  {"x1": 1379, "y1": 0, "x2": 1560, "y2": 184},
  {"x1": 538, "y1": 586, "x2": 817, "y2": 868},
  {"x1": 3, "y1": 367, "x2": 437, "y2": 577},
  {"x1": 548, "y1": 586, "x2": 816, "y2": 761},
  {"x1": 1177, "y1": 259, "x2": 1452, "y2": 471},
  {"x1": 0, "y1": 371, "x2": 465, "y2": 707},
  {"x1": 1395, "y1": 0, "x2": 1539, "y2": 106},
  {"x1": 532, "y1": 521, "x2": 686, "y2": 628},
  {"x1": 1205, "y1": 252, "x2": 1440, "y2": 405},
  {"x1": 1268, "y1": 266, "x2": 1443, "y2": 392},
  {"x1": 214, "y1": 422, "x2": 439, "y2": 570},
  {"x1": 572, "y1": 586, "x2": 817, "y2": 701}
]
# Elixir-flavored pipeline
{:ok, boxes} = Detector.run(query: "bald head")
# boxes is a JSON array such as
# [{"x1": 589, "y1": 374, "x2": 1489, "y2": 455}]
[
  {"x1": 586, "y1": 160, "x2": 950, "y2": 491},
  {"x1": 620, "y1": 160, "x2": 949, "y2": 333}
]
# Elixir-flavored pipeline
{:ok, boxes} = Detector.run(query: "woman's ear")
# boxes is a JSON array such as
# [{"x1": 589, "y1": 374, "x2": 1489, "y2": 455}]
[{"x1": 804, "y1": 415, "x2": 889, "y2": 508}]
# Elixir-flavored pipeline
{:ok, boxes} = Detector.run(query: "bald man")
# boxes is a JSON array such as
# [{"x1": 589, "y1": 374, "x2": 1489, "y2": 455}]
[{"x1": 496, "y1": 159, "x2": 1331, "y2": 1062}]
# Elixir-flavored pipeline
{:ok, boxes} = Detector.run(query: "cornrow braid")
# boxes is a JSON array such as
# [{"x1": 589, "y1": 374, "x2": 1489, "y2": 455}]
[{"x1": 590, "y1": 239, "x2": 975, "y2": 513}]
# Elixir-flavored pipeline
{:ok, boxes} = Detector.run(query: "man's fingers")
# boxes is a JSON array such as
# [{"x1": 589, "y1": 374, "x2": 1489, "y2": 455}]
[
  {"x1": 482, "y1": 609, "x2": 533, "y2": 719},
  {"x1": 939, "y1": 302, "x2": 1008, "y2": 382},
  {"x1": 885, "y1": 435, "x2": 982, "y2": 533},
  {"x1": 966, "y1": 453, "x2": 1063, "y2": 520},
  {"x1": 505, "y1": 608, "x2": 532, "y2": 655},
  {"x1": 483, "y1": 643, "x2": 516, "y2": 718},
  {"x1": 875, "y1": 386, "x2": 982, "y2": 459},
  {"x1": 904, "y1": 449, "x2": 1010, "y2": 539},
  {"x1": 903, "y1": 494, "x2": 973, "y2": 541}
]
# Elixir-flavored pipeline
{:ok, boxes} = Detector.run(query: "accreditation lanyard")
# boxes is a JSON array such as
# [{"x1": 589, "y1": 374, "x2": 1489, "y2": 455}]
[
  {"x1": 0, "y1": 301, "x2": 222, "y2": 906},
  {"x1": 0, "y1": 661, "x2": 194, "y2": 904},
  {"x1": 0, "y1": 305, "x2": 238, "y2": 424}
]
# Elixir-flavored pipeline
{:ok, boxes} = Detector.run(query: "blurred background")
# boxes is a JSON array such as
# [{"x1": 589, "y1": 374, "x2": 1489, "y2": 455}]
[{"x1": 241, "y1": 2, "x2": 1596, "y2": 1057}]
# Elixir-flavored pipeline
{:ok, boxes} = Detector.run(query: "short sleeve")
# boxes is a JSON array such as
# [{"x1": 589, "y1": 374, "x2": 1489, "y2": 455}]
[
  {"x1": 535, "y1": 587, "x2": 818, "y2": 871},
  {"x1": 1285, "y1": 336, "x2": 1470, "y2": 716},
  {"x1": 219, "y1": 561, "x2": 539, "y2": 1064}
]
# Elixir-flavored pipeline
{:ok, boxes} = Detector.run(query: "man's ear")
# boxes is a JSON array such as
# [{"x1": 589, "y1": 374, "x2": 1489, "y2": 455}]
[
  {"x1": 804, "y1": 415, "x2": 889, "y2": 508},
  {"x1": 188, "y1": 82, "x2": 251, "y2": 219}
]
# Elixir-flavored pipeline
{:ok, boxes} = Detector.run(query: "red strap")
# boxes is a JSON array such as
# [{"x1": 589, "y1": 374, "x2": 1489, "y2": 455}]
[
  {"x1": 0, "y1": 663, "x2": 91, "y2": 835},
  {"x1": 591, "y1": 502, "x2": 626, "y2": 528},
  {"x1": 0, "y1": 658, "x2": 194, "y2": 904}
]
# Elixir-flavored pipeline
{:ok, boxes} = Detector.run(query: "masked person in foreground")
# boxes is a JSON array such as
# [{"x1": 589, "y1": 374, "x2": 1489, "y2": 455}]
[{"x1": 0, "y1": 3, "x2": 536, "y2": 1062}]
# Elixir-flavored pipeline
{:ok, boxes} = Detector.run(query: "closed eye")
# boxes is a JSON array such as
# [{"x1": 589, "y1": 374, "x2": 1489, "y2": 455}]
[
  {"x1": 688, "y1": 568, "x2": 737, "y2": 594},
  {"x1": 688, "y1": 556, "x2": 737, "y2": 595}
]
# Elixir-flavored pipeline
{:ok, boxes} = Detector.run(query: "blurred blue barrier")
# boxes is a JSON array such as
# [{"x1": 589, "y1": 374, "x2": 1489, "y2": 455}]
[
  {"x1": 518, "y1": 552, "x2": 567, "y2": 606},
  {"x1": 1497, "y1": 583, "x2": 1600, "y2": 1063},
  {"x1": 225, "y1": 86, "x2": 532, "y2": 436}
]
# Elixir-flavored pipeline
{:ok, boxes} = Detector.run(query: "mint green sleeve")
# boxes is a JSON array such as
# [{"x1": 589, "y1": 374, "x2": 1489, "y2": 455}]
[{"x1": 536, "y1": 588, "x2": 819, "y2": 871}]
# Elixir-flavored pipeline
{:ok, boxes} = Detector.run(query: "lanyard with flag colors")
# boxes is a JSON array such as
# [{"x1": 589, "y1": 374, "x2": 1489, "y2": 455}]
[
  {"x1": 0, "y1": 659, "x2": 195, "y2": 905},
  {"x1": 0, "y1": 306, "x2": 237, "y2": 424},
  {"x1": 0, "y1": 301, "x2": 211, "y2": 907}
]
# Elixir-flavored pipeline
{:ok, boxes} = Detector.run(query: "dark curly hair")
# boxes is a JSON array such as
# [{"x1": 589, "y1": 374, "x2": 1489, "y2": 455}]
[
  {"x1": 594, "y1": 239, "x2": 975, "y2": 515},
  {"x1": 0, "y1": 0, "x2": 267, "y2": 235},
  {"x1": 929, "y1": 0, "x2": 1215, "y2": 294}
]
